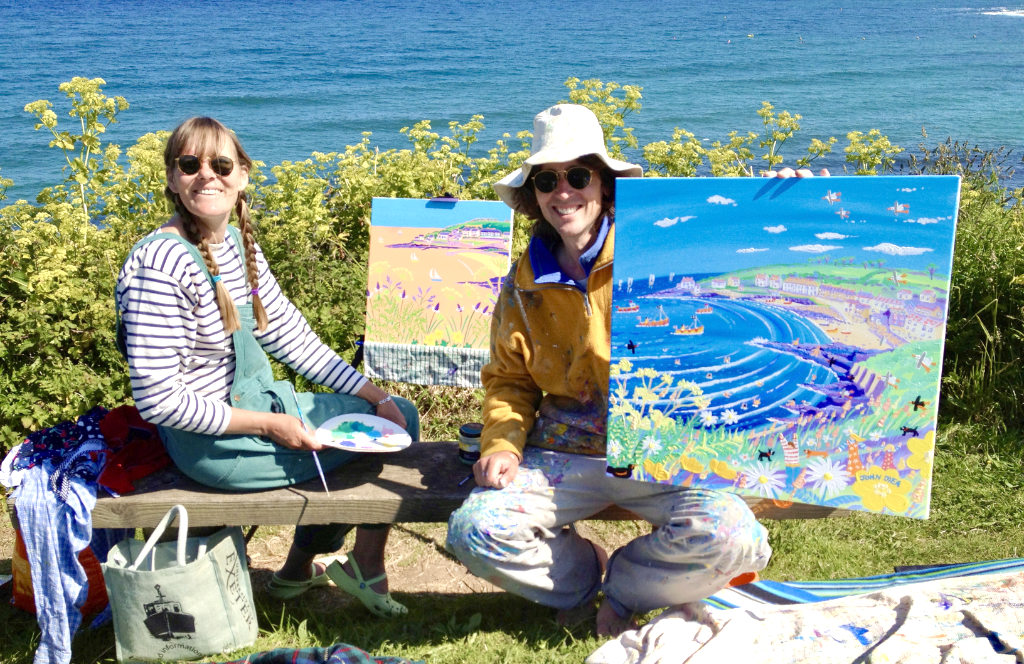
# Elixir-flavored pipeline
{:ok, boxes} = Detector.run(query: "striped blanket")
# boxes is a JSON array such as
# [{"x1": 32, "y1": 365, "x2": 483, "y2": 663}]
[
  {"x1": 588, "y1": 558, "x2": 1024, "y2": 664},
  {"x1": 705, "y1": 557, "x2": 1024, "y2": 610}
]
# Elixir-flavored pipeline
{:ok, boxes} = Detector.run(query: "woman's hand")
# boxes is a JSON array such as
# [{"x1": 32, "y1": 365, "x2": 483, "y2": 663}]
[
  {"x1": 763, "y1": 167, "x2": 830, "y2": 178},
  {"x1": 374, "y1": 397, "x2": 407, "y2": 430},
  {"x1": 473, "y1": 451, "x2": 520, "y2": 489},
  {"x1": 226, "y1": 409, "x2": 323, "y2": 450},
  {"x1": 355, "y1": 383, "x2": 408, "y2": 431}
]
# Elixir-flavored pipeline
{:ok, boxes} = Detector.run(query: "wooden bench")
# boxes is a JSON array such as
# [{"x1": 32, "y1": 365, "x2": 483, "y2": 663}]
[{"x1": 76, "y1": 441, "x2": 848, "y2": 529}]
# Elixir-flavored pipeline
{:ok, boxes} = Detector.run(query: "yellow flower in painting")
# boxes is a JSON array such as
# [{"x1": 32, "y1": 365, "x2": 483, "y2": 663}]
[
  {"x1": 851, "y1": 466, "x2": 913, "y2": 514},
  {"x1": 643, "y1": 458, "x2": 671, "y2": 481},
  {"x1": 609, "y1": 400, "x2": 639, "y2": 420},
  {"x1": 692, "y1": 394, "x2": 712, "y2": 410},
  {"x1": 648, "y1": 409, "x2": 673, "y2": 430},
  {"x1": 632, "y1": 386, "x2": 657, "y2": 402},
  {"x1": 422, "y1": 329, "x2": 446, "y2": 346},
  {"x1": 680, "y1": 455, "x2": 705, "y2": 474},
  {"x1": 616, "y1": 359, "x2": 633, "y2": 374},
  {"x1": 905, "y1": 430, "x2": 935, "y2": 481},
  {"x1": 709, "y1": 458, "x2": 737, "y2": 480},
  {"x1": 681, "y1": 381, "x2": 701, "y2": 394}
]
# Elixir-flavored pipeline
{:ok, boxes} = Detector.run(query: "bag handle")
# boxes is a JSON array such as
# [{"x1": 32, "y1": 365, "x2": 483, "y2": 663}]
[{"x1": 129, "y1": 504, "x2": 189, "y2": 570}]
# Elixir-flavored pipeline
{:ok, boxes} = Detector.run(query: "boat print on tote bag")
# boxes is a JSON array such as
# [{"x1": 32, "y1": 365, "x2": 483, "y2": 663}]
[{"x1": 606, "y1": 176, "x2": 961, "y2": 519}]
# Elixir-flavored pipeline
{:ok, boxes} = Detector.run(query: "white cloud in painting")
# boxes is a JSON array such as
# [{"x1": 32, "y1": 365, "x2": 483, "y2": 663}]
[
  {"x1": 654, "y1": 215, "x2": 696, "y2": 228},
  {"x1": 790, "y1": 244, "x2": 842, "y2": 253},
  {"x1": 864, "y1": 242, "x2": 933, "y2": 256},
  {"x1": 737, "y1": 247, "x2": 769, "y2": 253},
  {"x1": 764, "y1": 225, "x2": 787, "y2": 233},
  {"x1": 899, "y1": 187, "x2": 918, "y2": 193},
  {"x1": 902, "y1": 215, "x2": 949, "y2": 226},
  {"x1": 707, "y1": 194, "x2": 737, "y2": 206},
  {"x1": 816, "y1": 232, "x2": 851, "y2": 240}
]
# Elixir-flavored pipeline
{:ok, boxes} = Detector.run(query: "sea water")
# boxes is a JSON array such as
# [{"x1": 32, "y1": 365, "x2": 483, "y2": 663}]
[{"x1": 1, "y1": 0, "x2": 1022, "y2": 202}]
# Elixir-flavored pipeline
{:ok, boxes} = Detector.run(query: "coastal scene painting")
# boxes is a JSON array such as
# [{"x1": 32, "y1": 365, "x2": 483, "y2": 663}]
[
  {"x1": 362, "y1": 197, "x2": 513, "y2": 387},
  {"x1": 607, "y1": 176, "x2": 961, "y2": 519}
]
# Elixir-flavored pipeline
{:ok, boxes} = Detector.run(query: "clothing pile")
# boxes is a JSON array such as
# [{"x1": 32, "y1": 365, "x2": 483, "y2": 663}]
[{"x1": 1, "y1": 405, "x2": 169, "y2": 664}]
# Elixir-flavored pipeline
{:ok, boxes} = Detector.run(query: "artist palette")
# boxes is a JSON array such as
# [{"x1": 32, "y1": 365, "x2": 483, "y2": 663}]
[{"x1": 314, "y1": 413, "x2": 412, "y2": 453}]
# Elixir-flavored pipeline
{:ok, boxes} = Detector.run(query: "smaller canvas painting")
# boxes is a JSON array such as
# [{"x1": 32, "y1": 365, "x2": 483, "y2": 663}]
[
  {"x1": 607, "y1": 176, "x2": 961, "y2": 519},
  {"x1": 363, "y1": 197, "x2": 513, "y2": 387}
]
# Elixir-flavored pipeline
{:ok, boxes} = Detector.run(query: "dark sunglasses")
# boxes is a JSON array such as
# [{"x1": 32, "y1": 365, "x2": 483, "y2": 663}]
[
  {"x1": 532, "y1": 166, "x2": 594, "y2": 194},
  {"x1": 175, "y1": 154, "x2": 235, "y2": 176}
]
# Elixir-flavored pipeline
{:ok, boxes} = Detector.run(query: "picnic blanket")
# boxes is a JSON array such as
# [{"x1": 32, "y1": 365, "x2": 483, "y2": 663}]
[{"x1": 587, "y1": 559, "x2": 1024, "y2": 664}]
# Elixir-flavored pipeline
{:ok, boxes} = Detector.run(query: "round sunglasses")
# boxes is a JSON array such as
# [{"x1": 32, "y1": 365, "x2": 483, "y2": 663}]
[
  {"x1": 174, "y1": 154, "x2": 235, "y2": 176},
  {"x1": 532, "y1": 166, "x2": 594, "y2": 194}
]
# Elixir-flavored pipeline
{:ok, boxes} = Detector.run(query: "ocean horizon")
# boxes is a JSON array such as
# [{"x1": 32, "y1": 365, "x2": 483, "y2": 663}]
[{"x1": 2, "y1": 0, "x2": 1023, "y2": 202}]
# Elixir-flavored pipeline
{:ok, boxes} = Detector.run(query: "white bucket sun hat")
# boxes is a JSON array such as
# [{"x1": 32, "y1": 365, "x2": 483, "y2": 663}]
[{"x1": 493, "y1": 104, "x2": 642, "y2": 214}]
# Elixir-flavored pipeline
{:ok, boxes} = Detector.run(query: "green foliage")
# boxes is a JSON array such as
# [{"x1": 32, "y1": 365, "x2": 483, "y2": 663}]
[
  {"x1": 845, "y1": 129, "x2": 903, "y2": 175},
  {"x1": 643, "y1": 103, "x2": 836, "y2": 178},
  {"x1": 561, "y1": 77, "x2": 642, "y2": 159},
  {"x1": 1, "y1": 75, "x2": 1021, "y2": 454},
  {"x1": 24, "y1": 77, "x2": 129, "y2": 218},
  {"x1": 0, "y1": 168, "x2": 12, "y2": 201},
  {"x1": 906, "y1": 141, "x2": 1024, "y2": 430}
]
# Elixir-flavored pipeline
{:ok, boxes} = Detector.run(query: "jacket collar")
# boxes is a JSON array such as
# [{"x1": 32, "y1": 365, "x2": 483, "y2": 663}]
[{"x1": 528, "y1": 215, "x2": 613, "y2": 289}]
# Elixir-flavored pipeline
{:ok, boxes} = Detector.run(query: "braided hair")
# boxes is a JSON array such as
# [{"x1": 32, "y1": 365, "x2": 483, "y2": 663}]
[{"x1": 163, "y1": 117, "x2": 268, "y2": 333}]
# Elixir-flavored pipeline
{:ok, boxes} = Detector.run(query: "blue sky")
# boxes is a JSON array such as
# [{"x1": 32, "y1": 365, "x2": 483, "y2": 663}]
[
  {"x1": 371, "y1": 198, "x2": 512, "y2": 228},
  {"x1": 614, "y1": 176, "x2": 961, "y2": 280}
]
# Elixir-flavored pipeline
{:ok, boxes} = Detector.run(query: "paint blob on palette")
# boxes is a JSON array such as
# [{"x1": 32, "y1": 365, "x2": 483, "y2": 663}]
[{"x1": 315, "y1": 414, "x2": 412, "y2": 453}]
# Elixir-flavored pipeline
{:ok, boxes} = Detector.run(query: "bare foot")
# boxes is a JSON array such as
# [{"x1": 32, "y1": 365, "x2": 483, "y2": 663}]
[
  {"x1": 596, "y1": 598, "x2": 637, "y2": 638},
  {"x1": 556, "y1": 539, "x2": 609, "y2": 627}
]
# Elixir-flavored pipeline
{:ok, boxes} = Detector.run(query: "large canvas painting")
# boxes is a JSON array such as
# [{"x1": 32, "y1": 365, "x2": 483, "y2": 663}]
[
  {"x1": 362, "y1": 197, "x2": 513, "y2": 387},
  {"x1": 607, "y1": 176, "x2": 961, "y2": 519}
]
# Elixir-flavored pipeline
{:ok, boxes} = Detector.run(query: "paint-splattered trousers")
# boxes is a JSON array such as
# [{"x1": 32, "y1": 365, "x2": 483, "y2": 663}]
[{"x1": 446, "y1": 447, "x2": 772, "y2": 615}]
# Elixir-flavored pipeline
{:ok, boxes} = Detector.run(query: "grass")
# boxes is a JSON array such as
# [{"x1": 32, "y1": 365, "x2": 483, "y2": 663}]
[{"x1": 1, "y1": 418, "x2": 1022, "y2": 663}]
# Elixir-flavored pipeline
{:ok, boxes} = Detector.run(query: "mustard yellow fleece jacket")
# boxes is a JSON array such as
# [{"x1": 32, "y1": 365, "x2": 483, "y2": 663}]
[{"x1": 480, "y1": 229, "x2": 614, "y2": 459}]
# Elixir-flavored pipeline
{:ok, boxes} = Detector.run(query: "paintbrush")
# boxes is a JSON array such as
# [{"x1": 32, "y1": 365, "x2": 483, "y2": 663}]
[{"x1": 292, "y1": 384, "x2": 329, "y2": 494}]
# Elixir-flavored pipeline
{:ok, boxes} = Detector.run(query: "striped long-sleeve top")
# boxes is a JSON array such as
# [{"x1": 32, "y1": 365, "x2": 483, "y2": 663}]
[{"x1": 115, "y1": 229, "x2": 367, "y2": 435}]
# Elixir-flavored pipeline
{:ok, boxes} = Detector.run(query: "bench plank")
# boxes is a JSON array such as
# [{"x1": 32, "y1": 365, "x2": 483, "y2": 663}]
[{"x1": 82, "y1": 441, "x2": 848, "y2": 528}]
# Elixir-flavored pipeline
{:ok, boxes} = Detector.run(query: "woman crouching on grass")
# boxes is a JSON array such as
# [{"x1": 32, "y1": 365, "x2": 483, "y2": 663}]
[
  {"x1": 446, "y1": 104, "x2": 772, "y2": 636},
  {"x1": 116, "y1": 116, "x2": 413, "y2": 617}
]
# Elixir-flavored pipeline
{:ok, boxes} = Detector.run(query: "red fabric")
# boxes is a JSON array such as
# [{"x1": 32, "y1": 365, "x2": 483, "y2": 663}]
[
  {"x1": 97, "y1": 405, "x2": 171, "y2": 494},
  {"x1": 10, "y1": 526, "x2": 109, "y2": 617}
]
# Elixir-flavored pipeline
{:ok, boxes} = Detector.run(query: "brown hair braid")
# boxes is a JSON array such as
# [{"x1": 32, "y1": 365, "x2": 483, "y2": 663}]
[
  {"x1": 163, "y1": 117, "x2": 261, "y2": 333},
  {"x1": 236, "y1": 192, "x2": 268, "y2": 330}
]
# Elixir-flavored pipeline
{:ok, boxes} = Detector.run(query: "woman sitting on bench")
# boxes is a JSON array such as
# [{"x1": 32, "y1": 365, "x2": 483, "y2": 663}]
[{"x1": 115, "y1": 116, "x2": 411, "y2": 617}]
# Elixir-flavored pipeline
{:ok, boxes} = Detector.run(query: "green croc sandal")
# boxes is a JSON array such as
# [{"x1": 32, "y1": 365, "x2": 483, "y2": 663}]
[
  {"x1": 267, "y1": 560, "x2": 332, "y2": 600},
  {"x1": 326, "y1": 557, "x2": 408, "y2": 618}
]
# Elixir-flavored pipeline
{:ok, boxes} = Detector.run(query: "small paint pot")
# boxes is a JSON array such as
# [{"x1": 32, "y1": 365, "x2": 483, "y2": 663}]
[{"x1": 458, "y1": 422, "x2": 483, "y2": 465}]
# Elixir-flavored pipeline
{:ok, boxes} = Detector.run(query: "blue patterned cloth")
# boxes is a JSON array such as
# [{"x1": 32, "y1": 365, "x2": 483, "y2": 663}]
[
  {"x1": 9, "y1": 407, "x2": 131, "y2": 664},
  {"x1": 218, "y1": 643, "x2": 422, "y2": 663},
  {"x1": 16, "y1": 464, "x2": 99, "y2": 664}
]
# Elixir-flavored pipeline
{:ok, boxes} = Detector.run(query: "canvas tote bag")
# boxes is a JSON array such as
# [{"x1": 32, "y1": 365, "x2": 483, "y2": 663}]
[{"x1": 101, "y1": 504, "x2": 258, "y2": 662}]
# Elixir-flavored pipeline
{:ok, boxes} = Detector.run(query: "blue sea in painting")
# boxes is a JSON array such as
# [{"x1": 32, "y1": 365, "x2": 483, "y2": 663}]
[
  {"x1": 2, "y1": 0, "x2": 1023, "y2": 202},
  {"x1": 613, "y1": 296, "x2": 837, "y2": 430}
]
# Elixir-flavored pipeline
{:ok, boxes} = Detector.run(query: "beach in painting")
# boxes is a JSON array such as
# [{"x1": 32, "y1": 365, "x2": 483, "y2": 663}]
[
  {"x1": 606, "y1": 176, "x2": 961, "y2": 519},
  {"x1": 364, "y1": 220, "x2": 511, "y2": 349}
]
